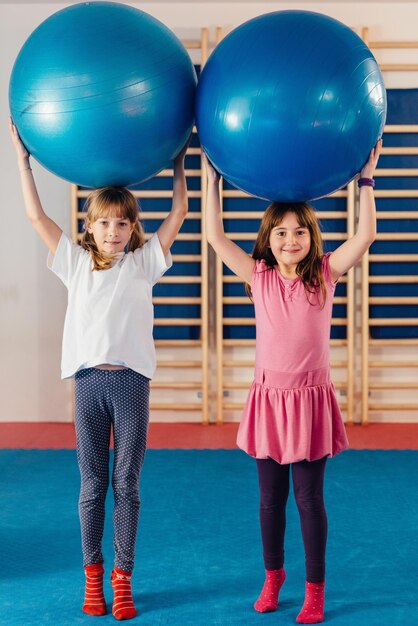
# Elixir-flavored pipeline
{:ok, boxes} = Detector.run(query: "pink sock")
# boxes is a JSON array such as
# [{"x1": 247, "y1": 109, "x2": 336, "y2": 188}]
[
  {"x1": 254, "y1": 567, "x2": 286, "y2": 612},
  {"x1": 296, "y1": 581, "x2": 325, "y2": 624},
  {"x1": 82, "y1": 563, "x2": 107, "y2": 616}
]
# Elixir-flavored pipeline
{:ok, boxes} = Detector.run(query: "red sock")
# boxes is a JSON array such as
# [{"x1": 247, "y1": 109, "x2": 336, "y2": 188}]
[
  {"x1": 82, "y1": 563, "x2": 106, "y2": 616},
  {"x1": 111, "y1": 567, "x2": 137, "y2": 621},
  {"x1": 254, "y1": 567, "x2": 286, "y2": 612},
  {"x1": 296, "y1": 581, "x2": 325, "y2": 624}
]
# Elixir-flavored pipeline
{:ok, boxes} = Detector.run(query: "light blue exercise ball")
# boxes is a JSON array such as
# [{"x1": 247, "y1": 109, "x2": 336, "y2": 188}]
[
  {"x1": 196, "y1": 11, "x2": 386, "y2": 202},
  {"x1": 9, "y1": 2, "x2": 197, "y2": 187}
]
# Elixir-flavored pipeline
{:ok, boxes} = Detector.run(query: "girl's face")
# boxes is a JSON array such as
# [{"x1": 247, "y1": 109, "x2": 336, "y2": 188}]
[
  {"x1": 87, "y1": 208, "x2": 134, "y2": 254},
  {"x1": 269, "y1": 212, "x2": 311, "y2": 268}
]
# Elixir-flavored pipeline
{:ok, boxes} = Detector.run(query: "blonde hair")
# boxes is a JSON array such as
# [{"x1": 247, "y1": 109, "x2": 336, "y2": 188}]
[
  {"x1": 246, "y1": 202, "x2": 327, "y2": 307},
  {"x1": 81, "y1": 186, "x2": 145, "y2": 271}
]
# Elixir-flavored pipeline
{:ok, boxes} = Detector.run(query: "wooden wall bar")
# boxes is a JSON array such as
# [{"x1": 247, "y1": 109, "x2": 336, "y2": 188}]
[
  {"x1": 69, "y1": 26, "x2": 418, "y2": 425},
  {"x1": 70, "y1": 29, "x2": 216, "y2": 424},
  {"x1": 360, "y1": 30, "x2": 418, "y2": 423}
]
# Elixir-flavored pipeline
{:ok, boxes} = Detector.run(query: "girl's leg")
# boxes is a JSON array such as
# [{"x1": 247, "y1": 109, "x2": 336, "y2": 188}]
[
  {"x1": 110, "y1": 369, "x2": 150, "y2": 573},
  {"x1": 74, "y1": 369, "x2": 111, "y2": 616},
  {"x1": 256, "y1": 458, "x2": 290, "y2": 570},
  {"x1": 254, "y1": 458, "x2": 289, "y2": 612},
  {"x1": 74, "y1": 368, "x2": 111, "y2": 567},
  {"x1": 292, "y1": 456, "x2": 327, "y2": 624},
  {"x1": 110, "y1": 369, "x2": 149, "y2": 621},
  {"x1": 292, "y1": 456, "x2": 327, "y2": 583}
]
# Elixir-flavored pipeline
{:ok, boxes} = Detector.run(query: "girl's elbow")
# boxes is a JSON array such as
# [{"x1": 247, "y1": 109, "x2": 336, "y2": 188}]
[
  {"x1": 172, "y1": 204, "x2": 188, "y2": 223},
  {"x1": 27, "y1": 213, "x2": 42, "y2": 226},
  {"x1": 178, "y1": 204, "x2": 188, "y2": 218},
  {"x1": 363, "y1": 235, "x2": 376, "y2": 253},
  {"x1": 368, "y1": 231, "x2": 377, "y2": 245},
  {"x1": 206, "y1": 232, "x2": 220, "y2": 248},
  {"x1": 358, "y1": 231, "x2": 376, "y2": 247}
]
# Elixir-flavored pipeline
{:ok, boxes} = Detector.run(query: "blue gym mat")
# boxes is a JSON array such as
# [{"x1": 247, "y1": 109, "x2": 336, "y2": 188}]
[{"x1": 0, "y1": 449, "x2": 416, "y2": 626}]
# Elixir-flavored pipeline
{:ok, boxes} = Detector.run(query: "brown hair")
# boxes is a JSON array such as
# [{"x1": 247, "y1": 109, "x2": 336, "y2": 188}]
[
  {"x1": 81, "y1": 186, "x2": 145, "y2": 271},
  {"x1": 246, "y1": 202, "x2": 327, "y2": 307}
]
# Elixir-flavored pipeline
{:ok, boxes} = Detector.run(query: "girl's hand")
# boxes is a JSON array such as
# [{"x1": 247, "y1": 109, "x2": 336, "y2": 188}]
[
  {"x1": 360, "y1": 138, "x2": 382, "y2": 179},
  {"x1": 9, "y1": 117, "x2": 30, "y2": 162},
  {"x1": 201, "y1": 151, "x2": 221, "y2": 184},
  {"x1": 174, "y1": 132, "x2": 192, "y2": 166}
]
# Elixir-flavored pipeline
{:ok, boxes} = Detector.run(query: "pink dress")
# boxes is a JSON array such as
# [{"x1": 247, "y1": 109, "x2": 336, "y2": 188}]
[{"x1": 237, "y1": 254, "x2": 349, "y2": 465}]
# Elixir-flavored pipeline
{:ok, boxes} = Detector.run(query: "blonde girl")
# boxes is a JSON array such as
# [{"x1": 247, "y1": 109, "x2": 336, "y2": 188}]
[{"x1": 10, "y1": 117, "x2": 189, "y2": 621}]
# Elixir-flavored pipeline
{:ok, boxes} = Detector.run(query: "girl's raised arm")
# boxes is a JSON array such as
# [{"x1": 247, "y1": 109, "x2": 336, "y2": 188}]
[
  {"x1": 9, "y1": 118, "x2": 62, "y2": 255},
  {"x1": 328, "y1": 139, "x2": 382, "y2": 282},
  {"x1": 203, "y1": 153, "x2": 255, "y2": 284},
  {"x1": 156, "y1": 139, "x2": 190, "y2": 256}
]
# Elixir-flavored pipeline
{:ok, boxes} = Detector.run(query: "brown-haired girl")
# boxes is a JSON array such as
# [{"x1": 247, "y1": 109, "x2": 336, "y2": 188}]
[
  {"x1": 10, "y1": 117, "x2": 189, "y2": 621},
  {"x1": 203, "y1": 141, "x2": 381, "y2": 625}
]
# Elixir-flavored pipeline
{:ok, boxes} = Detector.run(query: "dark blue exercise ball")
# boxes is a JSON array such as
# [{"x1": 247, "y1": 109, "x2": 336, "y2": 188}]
[
  {"x1": 9, "y1": 2, "x2": 196, "y2": 187},
  {"x1": 196, "y1": 11, "x2": 386, "y2": 202}
]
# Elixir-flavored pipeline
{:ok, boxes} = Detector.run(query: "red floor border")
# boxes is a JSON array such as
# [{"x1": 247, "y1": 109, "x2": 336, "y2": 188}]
[{"x1": 0, "y1": 422, "x2": 417, "y2": 450}]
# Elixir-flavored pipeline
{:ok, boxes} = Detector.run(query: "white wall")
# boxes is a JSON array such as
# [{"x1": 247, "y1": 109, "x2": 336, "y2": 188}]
[{"x1": 1, "y1": 2, "x2": 417, "y2": 422}]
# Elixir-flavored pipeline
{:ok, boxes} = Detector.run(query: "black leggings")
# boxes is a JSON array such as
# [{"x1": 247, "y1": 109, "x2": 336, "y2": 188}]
[{"x1": 256, "y1": 456, "x2": 327, "y2": 583}]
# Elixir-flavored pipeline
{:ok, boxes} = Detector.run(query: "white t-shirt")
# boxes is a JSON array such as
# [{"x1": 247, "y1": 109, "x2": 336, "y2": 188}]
[{"x1": 48, "y1": 232, "x2": 172, "y2": 379}]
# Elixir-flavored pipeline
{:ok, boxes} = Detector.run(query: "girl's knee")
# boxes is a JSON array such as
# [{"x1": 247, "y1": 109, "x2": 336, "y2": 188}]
[
  {"x1": 112, "y1": 475, "x2": 140, "y2": 502},
  {"x1": 259, "y1": 489, "x2": 289, "y2": 510},
  {"x1": 294, "y1": 491, "x2": 325, "y2": 514},
  {"x1": 80, "y1": 474, "x2": 109, "y2": 500}
]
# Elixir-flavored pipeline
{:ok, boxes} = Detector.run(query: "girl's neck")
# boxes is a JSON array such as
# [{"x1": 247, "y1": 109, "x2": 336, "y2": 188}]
[
  {"x1": 107, "y1": 251, "x2": 125, "y2": 268},
  {"x1": 276, "y1": 263, "x2": 298, "y2": 280}
]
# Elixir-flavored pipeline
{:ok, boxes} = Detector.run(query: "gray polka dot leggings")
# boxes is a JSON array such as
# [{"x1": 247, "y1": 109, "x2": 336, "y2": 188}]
[{"x1": 74, "y1": 367, "x2": 150, "y2": 573}]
